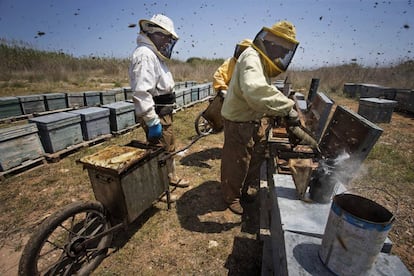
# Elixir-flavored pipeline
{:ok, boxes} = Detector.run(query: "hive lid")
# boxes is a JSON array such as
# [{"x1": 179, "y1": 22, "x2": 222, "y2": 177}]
[
  {"x1": 102, "y1": 101, "x2": 134, "y2": 114},
  {"x1": 79, "y1": 145, "x2": 147, "y2": 172},
  {"x1": 29, "y1": 112, "x2": 81, "y2": 130},
  {"x1": 67, "y1": 92, "x2": 84, "y2": 96},
  {"x1": 84, "y1": 91, "x2": 101, "y2": 96},
  {"x1": 0, "y1": 96, "x2": 19, "y2": 105},
  {"x1": 0, "y1": 123, "x2": 38, "y2": 142},
  {"x1": 101, "y1": 90, "x2": 116, "y2": 96},
  {"x1": 43, "y1": 93, "x2": 66, "y2": 99},
  {"x1": 70, "y1": 107, "x2": 109, "y2": 120},
  {"x1": 359, "y1": 98, "x2": 397, "y2": 105},
  {"x1": 18, "y1": 94, "x2": 44, "y2": 102},
  {"x1": 108, "y1": 88, "x2": 123, "y2": 93}
]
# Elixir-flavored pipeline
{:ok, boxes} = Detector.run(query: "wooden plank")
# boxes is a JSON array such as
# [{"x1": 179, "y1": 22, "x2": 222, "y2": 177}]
[
  {"x1": 44, "y1": 134, "x2": 112, "y2": 162},
  {"x1": 266, "y1": 157, "x2": 288, "y2": 276},
  {"x1": 0, "y1": 157, "x2": 46, "y2": 181},
  {"x1": 33, "y1": 107, "x2": 75, "y2": 117},
  {"x1": 0, "y1": 114, "x2": 33, "y2": 124},
  {"x1": 111, "y1": 123, "x2": 140, "y2": 136}
]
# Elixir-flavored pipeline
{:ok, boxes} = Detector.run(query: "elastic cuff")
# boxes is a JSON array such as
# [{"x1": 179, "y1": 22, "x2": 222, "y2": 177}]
[
  {"x1": 141, "y1": 108, "x2": 160, "y2": 126},
  {"x1": 146, "y1": 116, "x2": 160, "y2": 127}
]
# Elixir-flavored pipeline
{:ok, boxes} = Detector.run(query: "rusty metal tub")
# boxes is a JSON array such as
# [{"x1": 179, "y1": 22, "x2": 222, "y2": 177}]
[{"x1": 79, "y1": 141, "x2": 169, "y2": 224}]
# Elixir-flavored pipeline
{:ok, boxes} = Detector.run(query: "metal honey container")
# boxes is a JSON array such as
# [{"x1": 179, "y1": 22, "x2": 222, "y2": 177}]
[{"x1": 79, "y1": 141, "x2": 169, "y2": 224}]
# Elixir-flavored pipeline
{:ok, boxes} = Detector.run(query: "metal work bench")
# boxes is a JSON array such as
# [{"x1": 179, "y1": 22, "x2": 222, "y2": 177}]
[
  {"x1": 260, "y1": 157, "x2": 410, "y2": 276},
  {"x1": 259, "y1": 89, "x2": 410, "y2": 275}
]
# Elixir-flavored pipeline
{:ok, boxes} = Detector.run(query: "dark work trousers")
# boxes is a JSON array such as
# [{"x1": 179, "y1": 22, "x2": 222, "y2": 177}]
[{"x1": 221, "y1": 117, "x2": 270, "y2": 205}]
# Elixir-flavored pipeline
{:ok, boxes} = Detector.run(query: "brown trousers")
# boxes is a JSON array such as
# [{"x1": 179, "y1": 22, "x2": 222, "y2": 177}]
[
  {"x1": 139, "y1": 113, "x2": 175, "y2": 153},
  {"x1": 139, "y1": 113, "x2": 178, "y2": 180},
  {"x1": 221, "y1": 118, "x2": 270, "y2": 205}
]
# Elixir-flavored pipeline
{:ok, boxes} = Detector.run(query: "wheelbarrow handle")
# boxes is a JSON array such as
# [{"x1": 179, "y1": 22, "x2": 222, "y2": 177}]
[{"x1": 160, "y1": 134, "x2": 205, "y2": 161}]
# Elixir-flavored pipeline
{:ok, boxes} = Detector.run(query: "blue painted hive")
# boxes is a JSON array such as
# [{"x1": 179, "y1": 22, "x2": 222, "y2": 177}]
[{"x1": 29, "y1": 112, "x2": 83, "y2": 153}]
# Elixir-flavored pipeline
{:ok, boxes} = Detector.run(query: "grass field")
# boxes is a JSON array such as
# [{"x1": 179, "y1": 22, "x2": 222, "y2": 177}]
[{"x1": 0, "y1": 42, "x2": 413, "y2": 274}]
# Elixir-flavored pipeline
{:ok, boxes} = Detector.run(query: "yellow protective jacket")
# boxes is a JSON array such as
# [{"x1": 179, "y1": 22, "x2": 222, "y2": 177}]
[
  {"x1": 221, "y1": 46, "x2": 294, "y2": 122},
  {"x1": 213, "y1": 57, "x2": 236, "y2": 91}
]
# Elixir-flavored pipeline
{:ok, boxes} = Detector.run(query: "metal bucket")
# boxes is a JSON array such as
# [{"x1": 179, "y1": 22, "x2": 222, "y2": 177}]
[
  {"x1": 309, "y1": 160, "x2": 337, "y2": 203},
  {"x1": 319, "y1": 193, "x2": 395, "y2": 275},
  {"x1": 309, "y1": 169, "x2": 337, "y2": 203}
]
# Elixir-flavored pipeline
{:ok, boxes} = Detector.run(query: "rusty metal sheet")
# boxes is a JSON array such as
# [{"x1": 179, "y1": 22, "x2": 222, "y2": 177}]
[
  {"x1": 319, "y1": 105, "x2": 383, "y2": 161},
  {"x1": 288, "y1": 159, "x2": 318, "y2": 200},
  {"x1": 82, "y1": 141, "x2": 168, "y2": 223},
  {"x1": 302, "y1": 92, "x2": 334, "y2": 142}
]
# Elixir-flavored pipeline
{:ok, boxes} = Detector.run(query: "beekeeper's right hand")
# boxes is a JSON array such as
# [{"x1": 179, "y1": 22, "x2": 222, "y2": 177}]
[{"x1": 148, "y1": 123, "x2": 162, "y2": 139}]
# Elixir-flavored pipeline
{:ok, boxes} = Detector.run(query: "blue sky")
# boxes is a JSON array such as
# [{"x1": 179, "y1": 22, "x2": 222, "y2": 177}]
[{"x1": 0, "y1": 0, "x2": 412, "y2": 69}]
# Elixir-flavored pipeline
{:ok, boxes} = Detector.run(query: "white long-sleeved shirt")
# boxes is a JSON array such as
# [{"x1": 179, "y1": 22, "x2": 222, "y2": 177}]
[{"x1": 129, "y1": 34, "x2": 175, "y2": 125}]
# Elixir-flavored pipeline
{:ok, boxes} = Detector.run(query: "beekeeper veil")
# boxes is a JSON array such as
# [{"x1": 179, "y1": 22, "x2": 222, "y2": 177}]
[
  {"x1": 139, "y1": 14, "x2": 179, "y2": 59},
  {"x1": 233, "y1": 39, "x2": 252, "y2": 59},
  {"x1": 252, "y1": 21, "x2": 299, "y2": 76}
]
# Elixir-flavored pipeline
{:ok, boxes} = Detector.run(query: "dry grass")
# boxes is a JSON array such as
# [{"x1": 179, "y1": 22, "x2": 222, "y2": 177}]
[
  {"x1": 2, "y1": 40, "x2": 413, "y2": 98},
  {"x1": 0, "y1": 40, "x2": 223, "y2": 96},
  {"x1": 288, "y1": 61, "x2": 414, "y2": 95}
]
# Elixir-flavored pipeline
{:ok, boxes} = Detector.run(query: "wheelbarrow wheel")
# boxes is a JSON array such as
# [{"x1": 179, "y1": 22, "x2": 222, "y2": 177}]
[
  {"x1": 195, "y1": 112, "x2": 213, "y2": 136},
  {"x1": 18, "y1": 201, "x2": 113, "y2": 276}
]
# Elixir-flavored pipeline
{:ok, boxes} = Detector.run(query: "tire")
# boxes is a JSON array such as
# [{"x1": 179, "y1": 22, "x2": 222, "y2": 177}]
[
  {"x1": 195, "y1": 112, "x2": 213, "y2": 136},
  {"x1": 19, "y1": 201, "x2": 113, "y2": 276}
]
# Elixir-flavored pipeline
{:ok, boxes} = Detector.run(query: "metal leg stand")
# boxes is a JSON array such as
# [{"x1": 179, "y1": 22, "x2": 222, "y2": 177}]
[{"x1": 166, "y1": 189, "x2": 171, "y2": 210}]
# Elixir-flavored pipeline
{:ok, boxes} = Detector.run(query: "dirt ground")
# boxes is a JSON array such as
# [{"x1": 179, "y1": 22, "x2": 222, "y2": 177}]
[
  {"x1": 0, "y1": 98, "x2": 413, "y2": 275},
  {"x1": 0, "y1": 102, "x2": 264, "y2": 275}
]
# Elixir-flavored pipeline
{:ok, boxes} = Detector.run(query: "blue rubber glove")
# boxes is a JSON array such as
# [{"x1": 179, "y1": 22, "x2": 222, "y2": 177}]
[{"x1": 148, "y1": 123, "x2": 162, "y2": 139}]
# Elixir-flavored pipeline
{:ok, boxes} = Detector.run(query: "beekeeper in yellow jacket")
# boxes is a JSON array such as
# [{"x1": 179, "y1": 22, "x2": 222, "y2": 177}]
[
  {"x1": 221, "y1": 21, "x2": 299, "y2": 215},
  {"x1": 129, "y1": 14, "x2": 189, "y2": 192},
  {"x1": 200, "y1": 39, "x2": 252, "y2": 133},
  {"x1": 213, "y1": 39, "x2": 252, "y2": 96}
]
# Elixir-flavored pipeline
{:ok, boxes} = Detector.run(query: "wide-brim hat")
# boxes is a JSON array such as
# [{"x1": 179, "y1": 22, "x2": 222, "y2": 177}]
[
  {"x1": 263, "y1": 20, "x2": 298, "y2": 45},
  {"x1": 139, "y1": 14, "x2": 179, "y2": 39}
]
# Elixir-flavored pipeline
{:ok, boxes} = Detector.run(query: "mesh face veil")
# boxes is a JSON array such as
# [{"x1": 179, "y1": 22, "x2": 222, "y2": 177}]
[
  {"x1": 139, "y1": 14, "x2": 179, "y2": 59},
  {"x1": 145, "y1": 26, "x2": 177, "y2": 59},
  {"x1": 233, "y1": 39, "x2": 252, "y2": 59},
  {"x1": 253, "y1": 27, "x2": 298, "y2": 72}
]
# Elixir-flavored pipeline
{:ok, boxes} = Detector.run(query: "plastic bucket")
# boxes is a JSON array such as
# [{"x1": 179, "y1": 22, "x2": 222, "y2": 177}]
[{"x1": 319, "y1": 193, "x2": 395, "y2": 275}]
